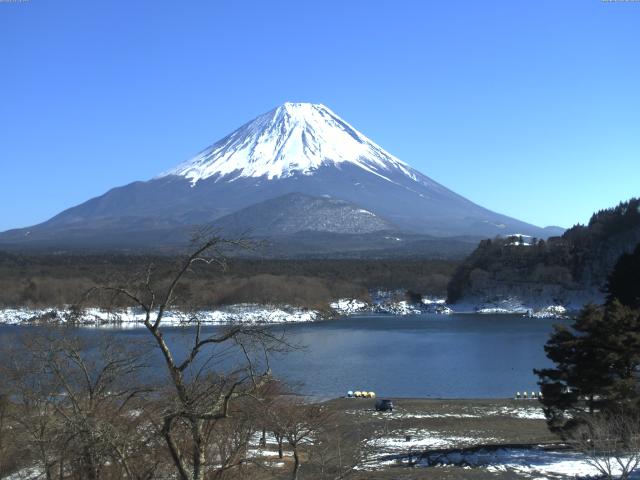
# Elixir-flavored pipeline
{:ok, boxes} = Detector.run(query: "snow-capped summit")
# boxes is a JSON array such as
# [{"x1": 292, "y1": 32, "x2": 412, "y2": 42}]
[{"x1": 162, "y1": 102, "x2": 417, "y2": 184}]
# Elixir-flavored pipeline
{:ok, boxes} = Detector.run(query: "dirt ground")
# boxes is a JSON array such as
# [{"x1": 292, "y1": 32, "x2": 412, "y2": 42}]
[
  {"x1": 257, "y1": 397, "x2": 564, "y2": 479},
  {"x1": 325, "y1": 397, "x2": 556, "y2": 445},
  {"x1": 328, "y1": 397, "x2": 558, "y2": 479}
]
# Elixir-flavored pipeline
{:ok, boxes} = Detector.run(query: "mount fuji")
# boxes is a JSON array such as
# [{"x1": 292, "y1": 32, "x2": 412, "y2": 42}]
[{"x1": 0, "y1": 102, "x2": 562, "y2": 254}]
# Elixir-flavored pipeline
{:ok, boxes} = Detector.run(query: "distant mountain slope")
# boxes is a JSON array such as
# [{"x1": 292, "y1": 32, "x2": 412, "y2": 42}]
[
  {"x1": 447, "y1": 198, "x2": 640, "y2": 306},
  {"x1": 249, "y1": 231, "x2": 480, "y2": 259},
  {"x1": 0, "y1": 102, "x2": 561, "y2": 252},
  {"x1": 211, "y1": 192, "x2": 396, "y2": 236}
]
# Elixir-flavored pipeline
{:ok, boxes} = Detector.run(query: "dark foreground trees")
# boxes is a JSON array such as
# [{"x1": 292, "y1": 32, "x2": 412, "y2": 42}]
[
  {"x1": 606, "y1": 243, "x2": 640, "y2": 309},
  {"x1": 1, "y1": 331, "x2": 160, "y2": 479},
  {"x1": 99, "y1": 235, "x2": 290, "y2": 480},
  {"x1": 534, "y1": 301, "x2": 640, "y2": 432},
  {"x1": 1, "y1": 235, "x2": 290, "y2": 479},
  {"x1": 535, "y1": 242, "x2": 640, "y2": 478},
  {"x1": 1, "y1": 235, "x2": 372, "y2": 479},
  {"x1": 535, "y1": 239, "x2": 640, "y2": 433}
]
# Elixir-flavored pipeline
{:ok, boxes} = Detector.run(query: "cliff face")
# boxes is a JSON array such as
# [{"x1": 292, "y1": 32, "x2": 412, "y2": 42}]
[{"x1": 447, "y1": 198, "x2": 640, "y2": 308}]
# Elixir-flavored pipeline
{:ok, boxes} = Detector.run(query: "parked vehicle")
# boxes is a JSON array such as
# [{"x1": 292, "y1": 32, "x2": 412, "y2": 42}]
[{"x1": 375, "y1": 399, "x2": 394, "y2": 412}]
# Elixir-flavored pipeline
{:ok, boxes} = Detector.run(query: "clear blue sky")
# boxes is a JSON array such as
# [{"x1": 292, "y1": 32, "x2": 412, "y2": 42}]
[{"x1": 1, "y1": 0, "x2": 638, "y2": 231}]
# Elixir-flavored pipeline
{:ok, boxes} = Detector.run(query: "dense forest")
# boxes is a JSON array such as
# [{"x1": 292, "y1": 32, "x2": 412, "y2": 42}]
[
  {"x1": 0, "y1": 252, "x2": 457, "y2": 310},
  {"x1": 447, "y1": 198, "x2": 640, "y2": 305}
]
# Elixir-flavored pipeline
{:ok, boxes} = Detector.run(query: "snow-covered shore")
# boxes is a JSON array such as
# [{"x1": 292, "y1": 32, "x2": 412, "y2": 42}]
[
  {"x1": 329, "y1": 299, "x2": 425, "y2": 316},
  {"x1": 330, "y1": 293, "x2": 571, "y2": 319},
  {"x1": 451, "y1": 296, "x2": 573, "y2": 318},
  {"x1": 0, "y1": 291, "x2": 576, "y2": 328},
  {"x1": 0, "y1": 304, "x2": 321, "y2": 328},
  {"x1": 330, "y1": 290, "x2": 451, "y2": 316}
]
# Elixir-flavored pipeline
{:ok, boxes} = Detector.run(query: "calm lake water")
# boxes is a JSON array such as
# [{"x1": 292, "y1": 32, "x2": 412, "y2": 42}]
[{"x1": 0, "y1": 313, "x2": 565, "y2": 399}]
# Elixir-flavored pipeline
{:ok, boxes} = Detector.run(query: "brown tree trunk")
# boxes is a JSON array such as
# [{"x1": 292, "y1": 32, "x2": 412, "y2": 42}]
[
  {"x1": 292, "y1": 447, "x2": 300, "y2": 480},
  {"x1": 82, "y1": 448, "x2": 99, "y2": 480},
  {"x1": 58, "y1": 455, "x2": 64, "y2": 480}
]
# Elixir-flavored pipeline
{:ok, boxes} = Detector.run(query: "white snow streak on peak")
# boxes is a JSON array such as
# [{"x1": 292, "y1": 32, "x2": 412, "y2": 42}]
[{"x1": 161, "y1": 102, "x2": 417, "y2": 185}]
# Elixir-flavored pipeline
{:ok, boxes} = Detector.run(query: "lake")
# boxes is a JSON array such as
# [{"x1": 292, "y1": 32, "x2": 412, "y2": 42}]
[{"x1": 0, "y1": 313, "x2": 565, "y2": 399}]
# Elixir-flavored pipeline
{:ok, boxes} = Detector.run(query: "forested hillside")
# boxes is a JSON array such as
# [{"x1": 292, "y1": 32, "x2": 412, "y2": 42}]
[
  {"x1": 0, "y1": 253, "x2": 457, "y2": 310},
  {"x1": 447, "y1": 198, "x2": 640, "y2": 306}
]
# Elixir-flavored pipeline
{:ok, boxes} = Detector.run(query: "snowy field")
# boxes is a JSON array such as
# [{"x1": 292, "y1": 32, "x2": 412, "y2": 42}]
[
  {"x1": 343, "y1": 400, "x2": 635, "y2": 478},
  {"x1": 373, "y1": 444, "x2": 640, "y2": 479},
  {"x1": 346, "y1": 403, "x2": 546, "y2": 421},
  {"x1": 360, "y1": 428, "x2": 638, "y2": 479}
]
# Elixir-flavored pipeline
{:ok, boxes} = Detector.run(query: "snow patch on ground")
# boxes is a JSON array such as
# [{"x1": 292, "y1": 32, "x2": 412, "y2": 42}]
[
  {"x1": 478, "y1": 406, "x2": 546, "y2": 420},
  {"x1": 345, "y1": 404, "x2": 545, "y2": 421},
  {"x1": 369, "y1": 428, "x2": 496, "y2": 452},
  {"x1": 452, "y1": 297, "x2": 570, "y2": 318},
  {"x1": 376, "y1": 300, "x2": 422, "y2": 315},
  {"x1": 421, "y1": 297, "x2": 446, "y2": 305},
  {"x1": 359, "y1": 429, "x2": 502, "y2": 469},
  {"x1": 330, "y1": 299, "x2": 370, "y2": 315},
  {"x1": 475, "y1": 298, "x2": 531, "y2": 314},
  {"x1": 362, "y1": 436, "x2": 639, "y2": 478},
  {"x1": 528, "y1": 305, "x2": 567, "y2": 319},
  {"x1": 345, "y1": 409, "x2": 481, "y2": 420},
  {"x1": 331, "y1": 291, "x2": 451, "y2": 317},
  {"x1": 2, "y1": 467, "x2": 44, "y2": 480},
  {"x1": 357, "y1": 209, "x2": 375, "y2": 216},
  {"x1": 422, "y1": 446, "x2": 640, "y2": 479},
  {"x1": 333, "y1": 291, "x2": 566, "y2": 318},
  {"x1": 247, "y1": 448, "x2": 293, "y2": 459},
  {"x1": 330, "y1": 297, "x2": 425, "y2": 316}
]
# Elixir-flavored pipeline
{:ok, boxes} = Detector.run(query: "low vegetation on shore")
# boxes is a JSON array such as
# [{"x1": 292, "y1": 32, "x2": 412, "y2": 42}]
[{"x1": 0, "y1": 253, "x2": 456, "y2": 312}]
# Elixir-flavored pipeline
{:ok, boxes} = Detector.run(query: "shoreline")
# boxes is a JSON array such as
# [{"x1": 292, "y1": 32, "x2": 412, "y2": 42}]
[{"x1": 0, "y1": 298, "x2": 573, "y2": 328}]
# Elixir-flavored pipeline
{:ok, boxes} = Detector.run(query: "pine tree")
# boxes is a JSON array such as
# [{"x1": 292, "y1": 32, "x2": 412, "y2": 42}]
[
  {"x1": 606, "y1": 243, "x2": 640, "y2": 309},
  {"x1": 534, "y1": 301, "x2": 640, "y2": 433}
]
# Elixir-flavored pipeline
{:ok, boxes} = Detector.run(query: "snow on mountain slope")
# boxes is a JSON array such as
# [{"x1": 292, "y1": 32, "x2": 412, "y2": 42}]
[{"x1": 162, "y1": 102, "x2": 418, "y2": 184}]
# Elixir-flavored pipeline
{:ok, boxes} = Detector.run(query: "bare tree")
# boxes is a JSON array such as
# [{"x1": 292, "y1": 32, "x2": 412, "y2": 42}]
[
  {"x1": 1, "y1": 235, "x2": 291, "y2": 479},
  {"x1": 307, "y1": 421, "x2": 371, "y2": 480},
  {"x1": 101, "y1": 234, "x2": 286, "y2": 480},
  {"x1": 0, "y1": 389, "x2": 29, "y2": 478},
  {"x1": 264, "y1": 398, "x2": 327, "y2": 480},
  {"x1": 568, "y1": 411, "x2": 640, "y2": 480},
  {"x1": 0, "y1": 393, "x2": 7, "y2": 474},
  {"x1": 2, "y1": 330, "x2": 159, "y2": 480},
  {"x1": 2, "y1": 349, "x2": 62, "y2": 479}
]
